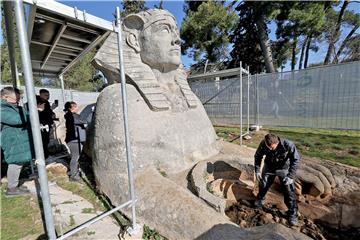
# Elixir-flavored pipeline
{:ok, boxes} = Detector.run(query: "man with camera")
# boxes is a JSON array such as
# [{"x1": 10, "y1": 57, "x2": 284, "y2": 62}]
[{"x1": 37, "y1": 89, "x2": 58, "y2": 158}]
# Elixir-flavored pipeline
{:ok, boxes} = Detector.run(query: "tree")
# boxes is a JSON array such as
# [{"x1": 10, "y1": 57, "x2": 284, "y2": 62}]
[
  {"x1": 341, "y1": 35, "x2": 360, "y2": 62},
  {"x1": 230, "y1": 1, "x2": 282, "y2": 73},
  {"x1": 1, "y1": 6, "x2": 21, "y2": 85},
  {"x1": 63, "y1": 48, "x2": 100, "y2": 91},
  {"x1": 121, "y1": 0, "x2": 146, "y2": 16},
  {"x1": 332, "y1": 9, "x2": 360, "y2": 63},
  {"x1": 183, "y1": 0, "x2": 206, "y2": 14},
  {"x1": 153, "y1": 0, "x2": 164, "y2": 9},
  {"x1": 276, "y1": 2, "x2": 326, "y2": 70},
  {"x1": 324, "y1": 0, "x2": 349, "y2": 64},
  {"x1": 181, "y1": 1, "x2": 238, "y2": 64}
]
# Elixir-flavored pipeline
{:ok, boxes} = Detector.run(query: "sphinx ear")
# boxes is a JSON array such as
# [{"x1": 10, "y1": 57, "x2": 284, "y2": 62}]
[{"x1": 126, "y1": 33, "x2": 140, "y2": 52}]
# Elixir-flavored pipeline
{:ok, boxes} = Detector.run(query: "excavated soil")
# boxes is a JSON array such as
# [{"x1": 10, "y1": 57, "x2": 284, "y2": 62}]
[
  {"x1": 226, "y1": 198, "x2": 360, "y2": 240},
  {"x1": 226, "y1": 200, "x2": 326, "y2": 240}
]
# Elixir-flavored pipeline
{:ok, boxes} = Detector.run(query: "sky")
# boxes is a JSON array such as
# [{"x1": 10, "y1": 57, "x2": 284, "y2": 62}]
[{"x1": 1, "y1": 0, "x2": 359, "y2": 72}]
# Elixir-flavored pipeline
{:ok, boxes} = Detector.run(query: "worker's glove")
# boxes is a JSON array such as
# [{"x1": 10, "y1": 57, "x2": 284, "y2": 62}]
[
  {"x1": 283, "y1": 176, "x2": 294, "y2": 185},
  {"x1": 255, "y1": 172, "x2": 262, "y2": 182}
]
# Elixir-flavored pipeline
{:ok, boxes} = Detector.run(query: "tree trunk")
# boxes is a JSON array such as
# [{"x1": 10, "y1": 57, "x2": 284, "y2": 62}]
[
  {"x1": 298, "y1": 36, "x2": 308, "y2": 70},
  {"x1": 291, "y1": 37, "x2": 298, "y2": 71},
  {"x1": 304, "y1": 35, "x2": 312, "y2": 68},
  {"x1": 324, "y1": 0, "x2": 349, "y2": 65},
  {"x1": 333, "y1": 24, "x2": 359, "y2": 64},
  {"x1": 256, "y1": 15, "x2": 276, "y2": 73}
]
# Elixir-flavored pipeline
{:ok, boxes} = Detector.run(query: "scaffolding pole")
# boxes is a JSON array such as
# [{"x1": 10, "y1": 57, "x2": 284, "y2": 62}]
[
  {"x1": 240, "y1": 61, "x2": 243, "y2": 146},
  {"x1": 115, "y1": 6, "x2": 139, "y2": 234},
  {"x1": 59, "y1": 74, "x2": 66, "y2": 105},
  {"x1": 247, "y1": 66, "x2": 250, "y2": 135},
  {"x1": 13, "y1": 0, "x2": 56, "y2": 239}
]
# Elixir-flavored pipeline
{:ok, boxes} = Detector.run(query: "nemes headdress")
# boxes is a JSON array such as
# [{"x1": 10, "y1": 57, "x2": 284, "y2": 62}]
[{"x1": 92, "y1": 9, "x2": 197, "y2": 111}]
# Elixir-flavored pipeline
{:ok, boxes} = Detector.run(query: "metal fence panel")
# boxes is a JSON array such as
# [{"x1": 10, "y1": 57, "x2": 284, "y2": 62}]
[
  {"x1": 190, "y1": 61, "x2": 360, "y2": 130},
  {"x1": 0, "y1": 85, "x2": 100, "y2": 109}
]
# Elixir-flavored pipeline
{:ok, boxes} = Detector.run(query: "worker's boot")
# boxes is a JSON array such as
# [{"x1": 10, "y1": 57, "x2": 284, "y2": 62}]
[
  {"x1": 254, "y1": 199, "x2": 264, "y2": 208},
  {"x1": 288, "y1": 214, "x2": 298, "y2": 226}
]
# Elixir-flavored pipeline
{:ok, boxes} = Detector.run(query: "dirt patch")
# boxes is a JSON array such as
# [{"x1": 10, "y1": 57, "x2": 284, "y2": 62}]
[
  {"x1": 226, "y1": 200, "x2": 326, "y2": 240},
  {"x1": 226, "y1": 199, "x2": 360, "y2": 240}
]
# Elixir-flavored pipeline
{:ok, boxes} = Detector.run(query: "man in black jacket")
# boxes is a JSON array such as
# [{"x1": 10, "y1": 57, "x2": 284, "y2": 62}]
[
  {"x1": 254, "y1": 133, "x2": 301, "y2": 226},
  {"x1": 38, "y1": 89, "x2": 57, "y2": 158}
]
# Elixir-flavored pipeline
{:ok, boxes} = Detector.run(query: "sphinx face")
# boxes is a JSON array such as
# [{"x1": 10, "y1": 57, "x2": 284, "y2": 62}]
[{"x1": 139, "y1": 16, "x2": 181, "y2": 73}]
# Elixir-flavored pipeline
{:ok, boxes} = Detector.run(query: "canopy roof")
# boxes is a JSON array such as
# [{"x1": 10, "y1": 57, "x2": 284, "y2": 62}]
[{"x1": 24, "y1": 0, "x2": 113, "y2": 78}]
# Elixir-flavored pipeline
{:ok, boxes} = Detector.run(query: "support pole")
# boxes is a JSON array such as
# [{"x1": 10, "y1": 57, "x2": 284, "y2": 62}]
[
  {"x1": 3, "y1": 1, "x2": 20, "y2": 88},
  {"x1": 13, "y1": 1, "x2": 56, "y2": 239},
  {"x1": 255, "y1": 74, "x2": 259, "y2": 126},
  {"x1": 247, "y1": 66, "x2": 250, "y2": 135},
  {"x1": 59, "y1": 74, "x2": 66, "y2": 105},
  {"x1": 115, "y1": 6, "x2": 139, "y2": 234},
  {"x1": 240, "y1": 61, "x2": 243, "y2": 146}
]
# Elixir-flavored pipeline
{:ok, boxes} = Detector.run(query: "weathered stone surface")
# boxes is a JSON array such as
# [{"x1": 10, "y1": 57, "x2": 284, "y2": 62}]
[
  {"x1": 210, "y1": 179, "x2": 255, "y2": 202},
  {"x1": 195, "y1": 223, "x2": 313, "y2": 240},
  {"x1": 117, "y1": 168, "x2": 234, "y2": 240}
]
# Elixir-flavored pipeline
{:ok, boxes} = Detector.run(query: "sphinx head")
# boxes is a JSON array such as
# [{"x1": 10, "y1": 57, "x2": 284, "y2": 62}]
[{"x1": 123, "y1": 9, "x2": 181, "y2": 73}]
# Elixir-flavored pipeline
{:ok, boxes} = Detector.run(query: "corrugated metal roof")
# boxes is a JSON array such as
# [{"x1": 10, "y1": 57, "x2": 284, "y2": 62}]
[{"x1": 24, "y1": 0, "x2": 113, "y2": 77}]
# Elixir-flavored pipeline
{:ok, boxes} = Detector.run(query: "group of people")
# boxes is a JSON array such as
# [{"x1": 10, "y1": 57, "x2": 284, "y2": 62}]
[{"x1": 1, "y1": 86, "x2": 87, "y2": 197}]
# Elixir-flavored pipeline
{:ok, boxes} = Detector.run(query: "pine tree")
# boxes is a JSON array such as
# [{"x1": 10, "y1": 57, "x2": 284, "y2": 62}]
[
  {"x1": 229, "y1": 1, "x2": 281, "y2": 73},
  {"x1": 181, "y1": 1, "x2": 238, "y2": 65},
  {"x1": 121, "y1": 0, "x2": 147, "y2": 16}
]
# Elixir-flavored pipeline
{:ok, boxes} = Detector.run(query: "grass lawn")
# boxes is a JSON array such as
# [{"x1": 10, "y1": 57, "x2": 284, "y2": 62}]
[
  {"x1": 0, "y1": 187, "x2": 45, "y2": 240},
  {"x1": 215, "y1": 126, "x2": 360, "y2": 167}
]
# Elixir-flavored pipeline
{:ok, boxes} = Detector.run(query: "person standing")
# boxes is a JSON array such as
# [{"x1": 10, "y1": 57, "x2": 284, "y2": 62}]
[
  {"x1": 0, "y1": 87, "x2": 39, "y2": 196},
  {"x1": 38, "y1": 89, "x2": 57, "y2": 158},
  {"x1": 254, "y1": 133, "x2": 301, "y2": 226},
  {"x1": 64, "y1": 101, "x2": 87, "y2": 181}
]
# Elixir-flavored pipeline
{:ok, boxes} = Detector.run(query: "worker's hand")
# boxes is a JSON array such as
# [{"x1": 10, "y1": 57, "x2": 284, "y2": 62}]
[
  {"x1": 283, "y1": 176, "x2": 294, "y2": 185},
  {"x1": 255, "y1": 172, "x2": 262, "y2": 182}
]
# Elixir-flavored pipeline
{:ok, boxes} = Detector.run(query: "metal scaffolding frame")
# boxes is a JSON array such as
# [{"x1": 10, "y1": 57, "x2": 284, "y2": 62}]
[
  {"x1": 239, "y1": 61, "x2": 250, "y2": 146},
  {"x1": 3, "y1": 0, "x2": 138, "y2": 239}
]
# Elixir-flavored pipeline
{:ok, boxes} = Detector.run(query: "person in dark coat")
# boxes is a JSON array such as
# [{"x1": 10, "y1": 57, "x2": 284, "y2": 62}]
[
  {"x1": 37, "y1": 89, "x2": 57, "y2": 158},
  {"x1": 64, "y1": 101, "x2": 87, "y2": 181},
  {"x1": 0, "y1": 87, "x2": 37, "y2": 196},
  {"x1": 254, "y1": 133, "x2": 301, "y2": 226}
]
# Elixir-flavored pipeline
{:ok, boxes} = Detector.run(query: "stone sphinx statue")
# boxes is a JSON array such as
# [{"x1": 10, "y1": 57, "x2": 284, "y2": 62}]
[
  {"x1": 91, "y1": 9, "x2": 218, "y2": 173},
  {"x1": 88, "y1": 9, "x2": 312, "y2": 240}
]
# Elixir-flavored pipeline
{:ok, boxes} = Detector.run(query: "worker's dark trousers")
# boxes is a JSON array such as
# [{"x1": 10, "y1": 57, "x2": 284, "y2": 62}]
[{"x1": 256, "y1": 173, "x2": 298, "y2": 217}]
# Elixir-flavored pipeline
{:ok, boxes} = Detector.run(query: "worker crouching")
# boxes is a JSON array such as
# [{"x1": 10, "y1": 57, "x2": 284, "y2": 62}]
[{"x1": 254, "y1": 133, "x2": 301, "y2": 226}]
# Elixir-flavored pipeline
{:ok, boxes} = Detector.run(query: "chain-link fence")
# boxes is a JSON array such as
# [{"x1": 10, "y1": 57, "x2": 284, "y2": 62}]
[{"x1": 189, "y1": 61, "x2": 360, "y2": 130}]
